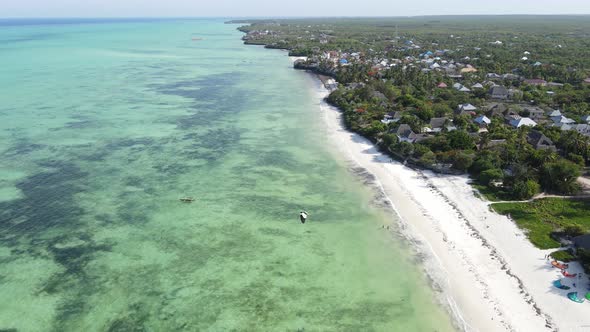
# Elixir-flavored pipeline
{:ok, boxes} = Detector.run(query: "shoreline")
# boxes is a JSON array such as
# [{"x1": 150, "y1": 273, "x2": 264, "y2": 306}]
[{"x1": 308, "y1": 74, "x2": 590, "y2": 331}]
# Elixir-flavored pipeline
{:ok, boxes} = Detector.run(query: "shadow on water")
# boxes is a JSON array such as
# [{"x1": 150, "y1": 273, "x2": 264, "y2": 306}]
[
  {"x1": 0, "y1": 160, "x2": 88, "y2": 246},
  {"x1": 0, "y1": 159, "x2": 118, "y2": 329},
  {"x1": 182, "y1": 127, "x2": 241, "y2": 164},
  {"x1": 152, "y1": 72, "x2": 249, "y2": 129},
  {"x1": 1, "y1": 139, "x2": 45, "y2": 158}
]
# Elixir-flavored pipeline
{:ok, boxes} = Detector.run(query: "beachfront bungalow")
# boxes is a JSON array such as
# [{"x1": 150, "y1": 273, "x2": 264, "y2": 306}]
[
  {"x1": 346, "y1": 82, "x2": 366, "y2": 90},
  {"x1": 526, "y1": 131, "x2": 556, "y2": 151},
  {"x1": 489, "y1": 86, "x2": 509, "y2": 100},
  {"x1": 460, "y1": 65, "x2": 477, "y2": 73},
  {"x1": 571, "y1": 124, "x2": 590, "y2": 137},
  {"x1": 504, "y1": 109, "x2": 521, "y2": 123},
  {"x1": 474, "y1": 115, "x2": 491, "y2": 127},
  {"x1": 509, "y1": 117, "x2": 537, "y2": 128},
  {"x1": 524, "y1": 107, "x2": 545, "y2": 121},
  {"x1": 396, "y1": 124, "x2": 418, "y2": 143},
  {"x1": 427, "y1": 117, "x2": 449, "y2": 133},
  {"x1": 458, "y1": 103, "x2": 477, "y2": 112},
  {"x1": 560, "y1": 123, "x2": 590, "y2": 136},
  {"x1": 324, "y1": 79, "x2": 338, "y2": 91},
  {"x1": 459, "y1": 86, "x2": 471, "y2": 93},
  {"x1": 472, "y1": 83, "x2": 484, "y2": 89},
  {"x1": 413, "y1": 134, "x2": 429, "y2": 143},
  {"x1": 382, "y1": 111, "x2": 403, "y2": 124},
  {"x1": 554, "y1": 123, "x2": 573, "y2": 131},
  {"x1": 487, "y1": 73, "x2": 502, "y2": 80},
  {"x1": 551, "y1": 115, "x2": 576, "y2": 126}
]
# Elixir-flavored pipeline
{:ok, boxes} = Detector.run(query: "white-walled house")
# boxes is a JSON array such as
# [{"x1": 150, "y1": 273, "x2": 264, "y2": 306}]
[{"x1": 509, "y1": 117, "x2": 537, "y2": 128}]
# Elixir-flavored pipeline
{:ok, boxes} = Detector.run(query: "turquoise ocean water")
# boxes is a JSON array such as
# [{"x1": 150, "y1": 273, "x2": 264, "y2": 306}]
[{"x1": 0, "y1": 19, "x2": 454, "y2": 331}]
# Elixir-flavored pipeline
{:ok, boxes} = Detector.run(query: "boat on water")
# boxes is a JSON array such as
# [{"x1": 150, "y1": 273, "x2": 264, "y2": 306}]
[
  {"x1": 299, "y1": 211, "x2": 308, "y2": 224},
  {"x1": 180, "y1": 197, "x2": 195, "y2": 203}
]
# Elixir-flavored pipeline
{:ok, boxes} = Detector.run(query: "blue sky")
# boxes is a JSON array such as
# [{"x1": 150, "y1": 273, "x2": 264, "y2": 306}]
[{"x1": 3, "y1": 0, "x2": 590, "y2": 17}]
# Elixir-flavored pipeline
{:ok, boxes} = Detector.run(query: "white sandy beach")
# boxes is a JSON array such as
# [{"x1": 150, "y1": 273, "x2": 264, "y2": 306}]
[{"x1": 313, "y1": 79, "x2": 590, "y2": 331}]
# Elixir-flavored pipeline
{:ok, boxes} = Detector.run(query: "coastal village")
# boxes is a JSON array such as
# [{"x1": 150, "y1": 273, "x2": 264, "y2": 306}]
[
  {"x1": 241, "y1": 21, "x2": 590, "y2": 177},
  {"x1": 244, "y1": 23, "x2": 590, "y2": 146},
  {"x1": 297, "y1": 42, "x2": 589, "y2": 138},
  {"x1": 234, "y1": 17, "x2": 590, "y2": 312}
]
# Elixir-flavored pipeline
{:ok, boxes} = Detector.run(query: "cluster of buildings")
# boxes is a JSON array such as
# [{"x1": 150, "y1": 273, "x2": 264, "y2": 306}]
[
  {"x1": 244, "y1": 28, "x2": 590, "y2": 152},
  {"x1": 303, "y1": 45, "x2": 482, "y2": 79},
  {"x1": 383, "y1": 102, "x2": 590, "y2": 149}
]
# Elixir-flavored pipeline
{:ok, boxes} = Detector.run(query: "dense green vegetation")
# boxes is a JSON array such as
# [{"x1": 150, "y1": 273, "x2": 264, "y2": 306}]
[
  {"x1": 325, "y1": 69, "x2": 587, "y2": 199},
  {"x1": 491, "y1": 198, "x2": 590, "y2": 249},
  {"x1": 472, "y1": 184, "x2": 510, "y2": 202},
  {"x1": 550, "y1": 249, "x2": 576, "y2": 263},
  {"x1": 232, "y1": 16, "x2": 590, "y2": 83},
  {"x1": 232, "y1": 17, "x2": 590, "y2": 266},
  {"x1": 231, "y1": 16, "x2": 590, "y2": 200}
]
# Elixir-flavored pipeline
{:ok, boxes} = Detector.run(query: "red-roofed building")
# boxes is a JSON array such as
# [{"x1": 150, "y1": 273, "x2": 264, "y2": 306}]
[{"x1": 437, "y1": 82, "x2": 448, "y2": 88}]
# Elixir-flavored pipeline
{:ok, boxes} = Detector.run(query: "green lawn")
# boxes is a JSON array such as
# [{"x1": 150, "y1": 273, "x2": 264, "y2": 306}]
[
  {"x1": 491, "y1": 198, "x2": 590, "y2": 249},
  {"x1": 472, "y1": 184, "x2": 513, "y2": 202}
]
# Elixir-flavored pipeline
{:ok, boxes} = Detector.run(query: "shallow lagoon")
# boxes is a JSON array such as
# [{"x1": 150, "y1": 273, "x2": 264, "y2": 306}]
[{"x1": 0, "y1": 19, "x2": 454, "y2": 331}]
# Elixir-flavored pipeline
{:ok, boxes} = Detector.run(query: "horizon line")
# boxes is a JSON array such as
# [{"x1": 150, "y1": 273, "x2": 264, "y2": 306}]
[{"x1": 2, "y1": 14, "x2": 590, "y2": 19}]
